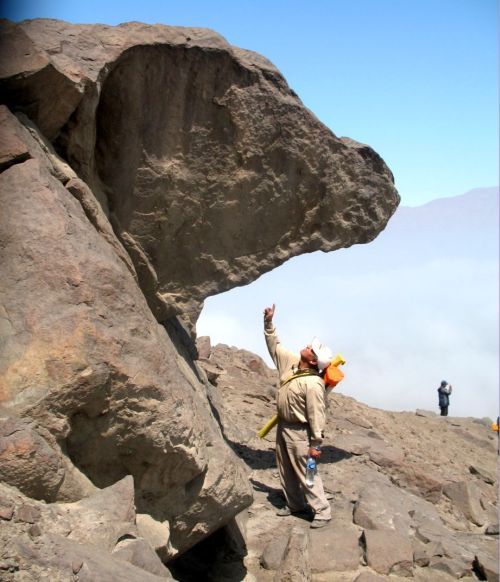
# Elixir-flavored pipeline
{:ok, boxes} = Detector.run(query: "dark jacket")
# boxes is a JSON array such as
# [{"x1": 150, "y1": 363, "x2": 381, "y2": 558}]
[{"x1": 438, "y1": 385, "x2": 451, "y2": 408}]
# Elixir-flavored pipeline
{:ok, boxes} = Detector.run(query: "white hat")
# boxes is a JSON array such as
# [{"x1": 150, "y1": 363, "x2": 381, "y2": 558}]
[{"x1": 311, "y1": 337, "x2": 334, "y2": 372}]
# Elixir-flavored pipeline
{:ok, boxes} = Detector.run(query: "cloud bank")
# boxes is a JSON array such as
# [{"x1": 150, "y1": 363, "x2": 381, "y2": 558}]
[{"x1": 197, "y1": 188, "x2": 499, "y2": 419}]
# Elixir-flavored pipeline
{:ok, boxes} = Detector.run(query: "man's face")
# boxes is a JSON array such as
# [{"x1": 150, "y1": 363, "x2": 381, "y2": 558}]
[{"x1": 300, "y1": 345, "x2": 318, "y2": 367}]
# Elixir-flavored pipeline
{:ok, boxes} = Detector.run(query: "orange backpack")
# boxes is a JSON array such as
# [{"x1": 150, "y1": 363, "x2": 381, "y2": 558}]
[{"x1": 323, "y1": 354, "x2": 346, "y2": 391}]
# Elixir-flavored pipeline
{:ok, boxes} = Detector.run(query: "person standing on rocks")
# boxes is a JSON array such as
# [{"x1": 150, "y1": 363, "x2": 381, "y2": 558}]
[
  {"x1": 437, "y1": 380, "x2": 452, "y2": 416},
  {"x1": 263, "y1": 303, "x2": 332, "y2": 529}
]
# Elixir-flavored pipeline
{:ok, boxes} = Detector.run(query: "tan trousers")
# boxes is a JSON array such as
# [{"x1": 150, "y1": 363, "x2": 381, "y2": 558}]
[{"x1": 276, "y1": 421, "x2": 331, "y2": 521}]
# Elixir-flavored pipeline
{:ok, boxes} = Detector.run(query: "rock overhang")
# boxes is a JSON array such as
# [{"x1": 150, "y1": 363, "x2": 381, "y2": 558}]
[
  {"x1": 0, "y1": 18, "x2": 399, "y2": 325},
  {"x1": 0, "y1": 17, "x2": 400, "y2": 561}
]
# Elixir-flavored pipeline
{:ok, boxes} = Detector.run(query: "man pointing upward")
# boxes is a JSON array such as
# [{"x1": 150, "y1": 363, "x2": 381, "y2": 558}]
[{"x1": 263, "y1": 303, "x2": 332, "y2": 528}]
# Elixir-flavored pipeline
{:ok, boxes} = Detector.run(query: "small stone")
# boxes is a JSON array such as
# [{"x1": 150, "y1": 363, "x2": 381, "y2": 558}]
[
  {"x1": 15, "y1": 504, "x2": 41, "y2": 524},
  {"x1": 28, "y1": 523, "x2": 42, "y2": 537},
  {"x1": 469, "y1": 464, "x2": 496, "y2": 485},
  {"x1": 260, "y1": 534, "x2": 288, "y2": 570},
  {"x1": 0, "y1": 559, "x2": 19, "y2": 572},
  {"x1": 415, "y1": 409, "x2": 437, "y2": 418},
  {"x1": 72, "y1": 559, "x2": 84, "y2": 574},
  {"x1": 0, "y1": 505, "x2": 14, "y2": 520}
]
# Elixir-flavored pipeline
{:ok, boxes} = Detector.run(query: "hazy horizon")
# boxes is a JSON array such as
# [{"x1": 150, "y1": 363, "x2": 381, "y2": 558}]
[{"x1": 197, "y1": 187, "x2": 499, "y2": 420}]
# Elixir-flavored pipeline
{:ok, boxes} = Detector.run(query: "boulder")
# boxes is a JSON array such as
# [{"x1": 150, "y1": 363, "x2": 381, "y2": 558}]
[
  {"x1": 0, "y1": 480, "x2": 175, "y2": 580},
  {"x1": 310, "y1": 524, "x2": 362, "y2": 572},
  {"x1": 428, "y1": 556, "x2": 470, "y2": 579},
  {"x1": 0, "y1": 122, "x2": 252, "y2": 554},
  {"x1": 443, "y1": 480, "x2": 485, "y2": 526},
  {"x1": 0, "y1": 17, "x2": 399, "y2": 560},
  {"x1": 353, "y1": 478, "x2": 440, "y2": 535},
  {"x1": 0, "y1": 104, "x2": 30, "y2": 170},
  {"x1": 362, "y1": 529, "x2": 413, "y2": 576},
  {"x1": 412, "y1": 539, "x2": 445, "y2": 567},
  {"x1": 387, "y1": 463, "x2": 444, "y2": 503},
  {"x1": 112, "y1": 537, "x2": 170, "y2": 578},
  {"x1": 469, "y1": 464, "x2": 496, "y2": 485},
  {"x1": 260, "y1": 529, "x2": 289, "y2": 571},
  {"x1": 274, "y1": 525, "x2": 310, "y2": 582},
  {"x1": 136, "y1": 513, "x2": 174, "y2": 561},
  {"x1": 0, "y1": 417, "x2": 65, "y2": 501},
  {"x1": 0, "y1": 18, "x2": 399, "y2": 324}
]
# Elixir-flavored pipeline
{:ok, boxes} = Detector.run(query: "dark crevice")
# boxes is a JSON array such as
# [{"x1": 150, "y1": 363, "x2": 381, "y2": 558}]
[
  {"x1": 115, "y1": 533, "x2": 138, "y2": 544},
  {"x1": 0, "y1": 152, "x2": 31, "y2": 173},
  {"x1": 472, "y1": 556, "x2": 488, "y2": 581},
  {"x1": 359, "y1": 530, "x2": 368, "y2": 566},
  {"x1": 168, "y1": 523, "x2": 247, "y2": 582}
]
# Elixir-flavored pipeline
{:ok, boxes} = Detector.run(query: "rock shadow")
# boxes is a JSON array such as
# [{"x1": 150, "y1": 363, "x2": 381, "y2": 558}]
[
  {"x1": 169, "y1": 522, "x2": 247, "y2": 582},
  {"x1": 228, "y1": 441, "x2": 353, "y2": 470},
  {"x1": 320, "y1": 444, "x2": 354, "y2": 464},
  {"x1": 249, "y1": 478, "x2": 284, "y2": 508},
  {"x1": 227, "y1": 441, "x2": 276, "y2": 470}
]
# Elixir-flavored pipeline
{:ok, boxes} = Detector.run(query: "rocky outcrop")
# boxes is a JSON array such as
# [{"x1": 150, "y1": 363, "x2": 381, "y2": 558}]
[
  {"x1": 0, "y1": 18, "x2": 398, "y2": 324},
  {"x1": 0, "y1": 104, "x2": 252, "y2": 559},
  {"x1": 0, "y1": 477, "x2": 175, "y2": 580},
  {"x1": 0, "y1": 17, "x2": 399, "y2": 579},
  {"x1": 192, "y1": 340, "x2": 499, "y2": 581}
]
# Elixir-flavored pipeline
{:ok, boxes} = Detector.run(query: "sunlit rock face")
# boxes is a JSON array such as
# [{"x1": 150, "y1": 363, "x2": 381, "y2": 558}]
[
  {"x1": 0, "y1": 18, "x2": 398, "y2": 564},
  {"x1": 0, "y1": 18, "x2": 399, "y2": 325}
]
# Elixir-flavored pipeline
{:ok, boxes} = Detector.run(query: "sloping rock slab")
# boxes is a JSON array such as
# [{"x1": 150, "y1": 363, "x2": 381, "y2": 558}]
[
  {"x1": 310, "y1": 524, "x2": 361, "y2": 572},
  {"x1": 362, "y1": 529, "x2": 413, "y2": 576},
  {"x1": 0, "y1": 111, "x2": 252, "y2": 555}
]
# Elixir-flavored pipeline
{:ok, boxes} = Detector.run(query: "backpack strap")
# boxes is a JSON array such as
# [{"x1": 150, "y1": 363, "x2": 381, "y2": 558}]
[{"x1": 280, "y1": 368, "x2": 321, "y2": 387}]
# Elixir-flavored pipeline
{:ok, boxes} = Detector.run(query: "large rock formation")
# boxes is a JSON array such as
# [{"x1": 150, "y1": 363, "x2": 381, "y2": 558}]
[
  {"x1": 0, "y1": 104, "x2": 252, "y2": 561},
  {"x1": 0, "y1": 18, "x2": 398, "y2": 323},
  {"x1": 0, "y1": 17, "x2": 399, "y2": 578}
]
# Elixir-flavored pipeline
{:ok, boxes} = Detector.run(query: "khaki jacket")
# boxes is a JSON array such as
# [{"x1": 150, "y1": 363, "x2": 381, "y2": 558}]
[{"x1": 265, "y1": 327, "x2": 326, "y2": 446}]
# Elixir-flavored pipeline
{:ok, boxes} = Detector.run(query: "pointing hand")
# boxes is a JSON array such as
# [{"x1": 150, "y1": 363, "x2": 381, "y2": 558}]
[{"x1": 263, "y1": 304, "x2": 276, "y2": 323}]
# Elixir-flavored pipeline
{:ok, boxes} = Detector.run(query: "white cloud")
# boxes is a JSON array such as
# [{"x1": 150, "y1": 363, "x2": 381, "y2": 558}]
[{"x1": 197, "y1": 192, "x2": 499, "y2": 419}]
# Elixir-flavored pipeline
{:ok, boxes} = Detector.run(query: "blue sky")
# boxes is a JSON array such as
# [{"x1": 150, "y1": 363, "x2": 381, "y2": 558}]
[{"x1": 2, "y1": 0, "x2": 498, "y2": 206}]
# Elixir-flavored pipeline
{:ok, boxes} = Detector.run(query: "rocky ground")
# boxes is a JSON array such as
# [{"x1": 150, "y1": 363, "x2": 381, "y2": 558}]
[
  {"x1": 0, "y1": 338, "x2": 497, "y2": 581},
  {"x1": 189, "y1": 338, "x2": 499, "y2": 581}
]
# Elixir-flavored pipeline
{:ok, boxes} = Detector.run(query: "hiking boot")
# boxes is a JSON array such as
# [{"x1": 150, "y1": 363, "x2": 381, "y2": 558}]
[
  {"x1": 276, "y1": 506, "x2": 310, "y2": 517},
  {"x1": 310, "y1": 518, "x2": 331, "y2": 529}
]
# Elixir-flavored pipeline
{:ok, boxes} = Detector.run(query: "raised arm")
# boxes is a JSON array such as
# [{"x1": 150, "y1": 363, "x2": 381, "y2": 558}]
[{"x1": 263, "y1": 303, "x2": 275, "y2": 331}]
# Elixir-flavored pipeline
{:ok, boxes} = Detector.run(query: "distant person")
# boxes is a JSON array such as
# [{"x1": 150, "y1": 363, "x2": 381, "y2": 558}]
[
  {"x1": 437, "y1": 380, "x2": 452, "y2": 416},
  {"x1": 263, "y1": 303, "x2": 333, "y2": 529}
]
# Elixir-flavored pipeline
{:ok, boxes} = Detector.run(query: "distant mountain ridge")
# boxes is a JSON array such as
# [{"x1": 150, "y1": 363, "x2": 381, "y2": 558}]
[
  {"x1": 335, "y1": 186, "x2": 500, "y2": 268},
  {"x1": 391, "y1": 186, "x2": 499, "y2": 259}
]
